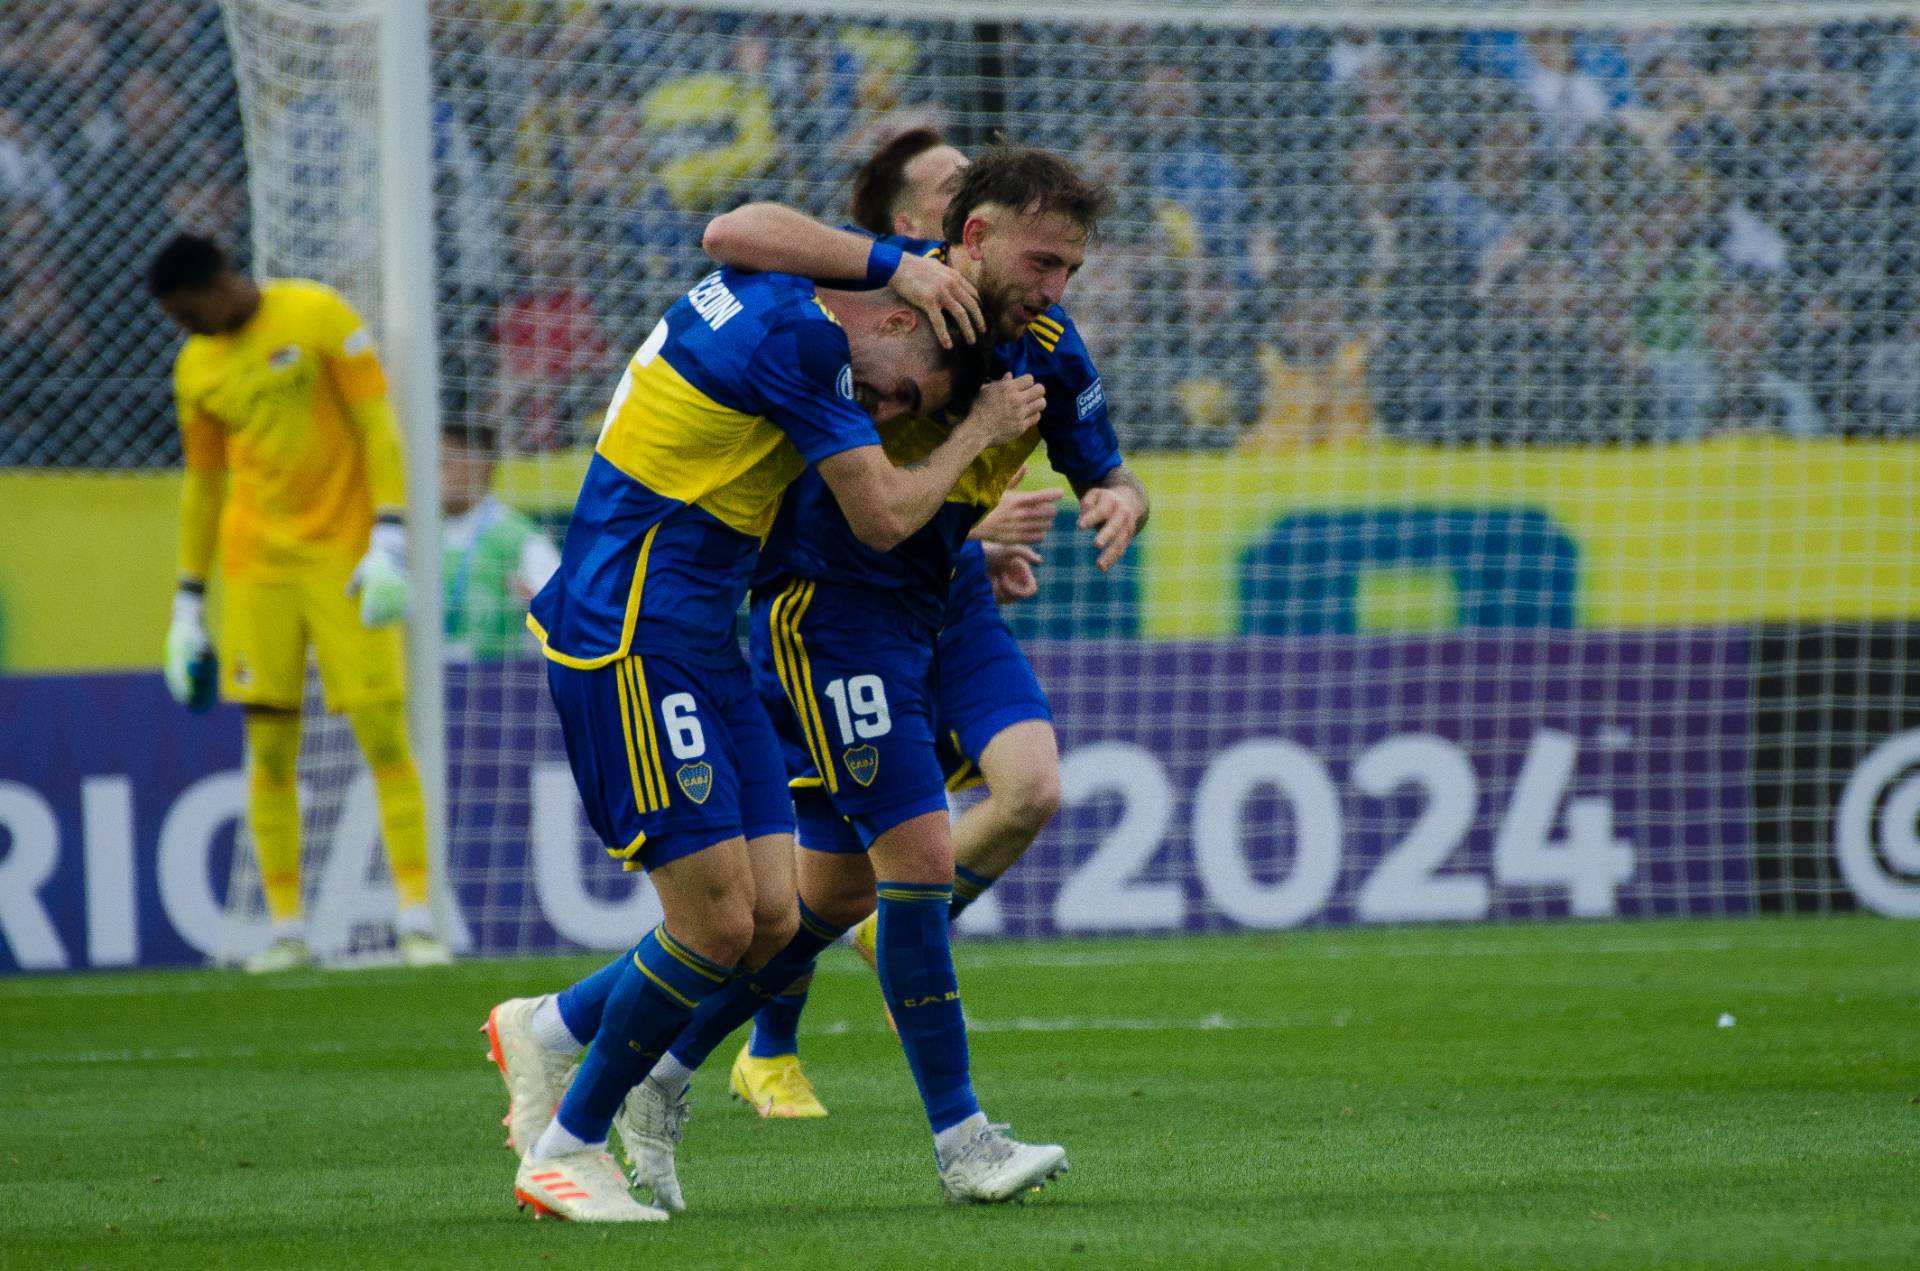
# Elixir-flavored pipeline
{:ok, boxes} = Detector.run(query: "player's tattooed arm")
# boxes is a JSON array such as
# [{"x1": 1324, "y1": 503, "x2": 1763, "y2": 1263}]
[
  {"x1": 1073, "y1": 465, "x2": 1149, "y2": 572},
  {"x1": 703, "y1": 203, "x2": 983, "y2": 347}
]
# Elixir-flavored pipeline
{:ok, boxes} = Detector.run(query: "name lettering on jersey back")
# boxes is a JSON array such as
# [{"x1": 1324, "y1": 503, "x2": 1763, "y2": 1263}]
[{"x1": 689, "y1": 272, "x2": 744, "y2": 330}]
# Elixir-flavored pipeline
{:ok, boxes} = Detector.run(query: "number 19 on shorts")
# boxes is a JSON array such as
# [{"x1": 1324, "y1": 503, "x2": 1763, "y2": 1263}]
[{"x1": 824, "y1": 675, "x2": 891, "y2": 743}]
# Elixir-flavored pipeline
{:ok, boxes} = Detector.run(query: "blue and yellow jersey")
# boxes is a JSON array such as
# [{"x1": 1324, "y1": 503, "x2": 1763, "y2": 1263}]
[
  {"x1": 529, "y1": 268, "x2": 880, "y2": 669},
  {"x1": 755, "y1": 237, "x2": 1121, "y2": 630}
]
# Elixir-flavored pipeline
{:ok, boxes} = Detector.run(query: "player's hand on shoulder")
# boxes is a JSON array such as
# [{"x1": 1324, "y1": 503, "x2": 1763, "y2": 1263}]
[
  {"x1": 983, "y1": 542, "x2": 1042, "y2": 605},
  {"x1": 892, "y1": 251, "x2": 984, "y2": 349},
  {"x1": 347, "y1": 519, "x2": 412, "y2": 628},
  {"x1": 969, "y1": 465, "x2": 1065, "y2": 547},
  {"x1": 963, "y1": 374, "x2": 1045, "y2": 449}
]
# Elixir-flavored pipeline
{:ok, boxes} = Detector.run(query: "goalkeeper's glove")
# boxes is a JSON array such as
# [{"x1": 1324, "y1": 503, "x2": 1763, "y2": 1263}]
[
  {"x1": 347, "y1": 517, "x2": 411, "y2": 628},
  {"x1": 163, "y1": 583, "x2": 218, "y2": 713}
]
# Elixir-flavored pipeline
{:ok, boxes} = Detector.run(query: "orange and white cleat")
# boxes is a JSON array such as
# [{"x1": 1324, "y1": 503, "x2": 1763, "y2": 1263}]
[
  {"x1": 514, "y1": 1149, "x2": 667, "y2": 1222},
  {"x1": 483, "y1": 997, "x2": 577, "y2": 1157}
]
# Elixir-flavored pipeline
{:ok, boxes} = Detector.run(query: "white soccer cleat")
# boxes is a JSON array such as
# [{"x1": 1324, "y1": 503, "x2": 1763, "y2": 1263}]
[
  {"x1": 613, "y1": 1079, "x2": 690, "y2": 1213},
  {"x1": 483, "y1": 997, "x2": 577, "y2": 1157},
  {"x1": 937, "y1": 1124, "x2": 1069, "y2": 1204},
  {"x1": 513, "y1": 1148, "x2": 668, "y2": 1223},
  {"x1": 243, "y1": 936, "x2": 311, "y2": 975},
  {"x1": 398, "y1": 931, "x2": 453, "y2": 967}
]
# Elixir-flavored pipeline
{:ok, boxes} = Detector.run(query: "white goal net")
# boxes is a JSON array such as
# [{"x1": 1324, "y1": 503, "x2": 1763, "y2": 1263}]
[{"x1": 13, "y1": 0, "x2": 1916, "y2": 962}]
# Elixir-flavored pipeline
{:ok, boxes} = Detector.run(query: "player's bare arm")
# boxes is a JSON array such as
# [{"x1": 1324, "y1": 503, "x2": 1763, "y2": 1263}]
[
  {"x1": 704, "y1": 202, "x2": 984, "y2": 347},
  {"x1": 817, "y1": 373, "x2": 1044, "y2": 552},
  {"x1": 1075, "y1": 464, "x2": 1149, "y2": 572}
]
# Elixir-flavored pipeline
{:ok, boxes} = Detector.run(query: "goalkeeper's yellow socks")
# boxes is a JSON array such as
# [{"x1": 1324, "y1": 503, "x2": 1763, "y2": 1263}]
[
  {"x1": 874, "y1": 881, "x2": 981, "y2": 1136},
  {"x1": 949, "y1": 865, "x2": 999, "y2": 922},
  {"x1": 244, "y1": 710, "x2": 304, "y2": 923},
  {"x1": 348, "y1": 701, "x2": 430, "y2": 909}
]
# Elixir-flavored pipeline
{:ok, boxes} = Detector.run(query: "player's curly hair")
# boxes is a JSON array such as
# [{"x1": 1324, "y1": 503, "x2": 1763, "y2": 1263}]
[
  {"x1": 147, "y1": 232, "x2": 230, "y2": 297},
  {"x1": 850, "y1": 127, "x2": 951, "y2": 237},
  {"x1": 940, "y1": 146, "x2": 1112, "y2": 246}
]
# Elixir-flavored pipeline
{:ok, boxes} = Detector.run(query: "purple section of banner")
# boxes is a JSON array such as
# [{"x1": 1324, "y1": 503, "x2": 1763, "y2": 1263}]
[
  {"x1": 0, "y1": 631, "x2": 1754, "y2": 971},
  {"x1": 1003, "y1": 632, "x2": 1754, "y2": 933}
]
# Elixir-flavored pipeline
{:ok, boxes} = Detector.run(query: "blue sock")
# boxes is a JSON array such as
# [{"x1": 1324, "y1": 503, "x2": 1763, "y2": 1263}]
[
  {"x1": 667, "y1": 900, "x2": 847, "y2": 1072},
  {"x1": 874, "y1": 881, "x2": 979, "y2": 1133},
  {"x1": 748, "y1": 985, "x2": 809, "y2": 1058},
  {"x1": 553, "y1": 925, "x2": 729, "y2": 1143},
  {"x1": 555, "y1": 951, "x2": 628, "y2": 1043},
  {"x1": 949, "y1": 865, "x2": 997, "y2": 922}
]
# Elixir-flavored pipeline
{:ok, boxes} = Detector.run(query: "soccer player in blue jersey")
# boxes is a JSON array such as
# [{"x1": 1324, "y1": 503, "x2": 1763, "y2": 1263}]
[
  {"x1": 610, "y1": 146, "x2": 1149, "y2": 1206},
  {"x1": 725, "y1": 131, "x2": 1075, "y2": 1118},
  {"x1": 484, "y1": 261, "x2": 1041, "y2": 1222}
]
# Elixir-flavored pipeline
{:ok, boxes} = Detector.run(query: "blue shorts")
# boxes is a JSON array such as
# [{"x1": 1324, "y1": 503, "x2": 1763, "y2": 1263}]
[
  {"x1": 933, "y1": 548, "x2": 1053, "y2": 790},
  {"x1": 546, "y1": 650, "x2": 793, "y2": 872},
  {"x1": 750, "y1": 578, "x2": 948, "y2": 847}
]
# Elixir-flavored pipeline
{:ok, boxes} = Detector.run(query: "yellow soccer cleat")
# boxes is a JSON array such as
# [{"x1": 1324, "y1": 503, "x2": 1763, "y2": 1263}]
[
  {"x1": 849, "y1": 911, "x2": 879, "y2": 972},
  {"x1": 729, "y1": 1042, "x2": 828, "y2": 1118}
]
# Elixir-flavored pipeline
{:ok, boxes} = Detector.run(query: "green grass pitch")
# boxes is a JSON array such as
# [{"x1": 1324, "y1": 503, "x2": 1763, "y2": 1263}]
[{"x1": 2, "y1": 917, "x2": 1915, "y2": 1269}]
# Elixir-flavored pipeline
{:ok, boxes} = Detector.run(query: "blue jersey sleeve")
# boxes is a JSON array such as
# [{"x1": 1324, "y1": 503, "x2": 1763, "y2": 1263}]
[
  {"x1": 1034, "y1": 314, "x2": 1123, "y2": 488},
  {"x1": 750, "y1": 318, "x2": 882, "y2": 463}
]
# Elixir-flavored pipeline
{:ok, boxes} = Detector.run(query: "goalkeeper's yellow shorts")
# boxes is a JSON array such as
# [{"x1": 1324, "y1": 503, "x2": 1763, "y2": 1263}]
[{"x1": 219, "y1": 564, "x2": 405, "y2": 712}]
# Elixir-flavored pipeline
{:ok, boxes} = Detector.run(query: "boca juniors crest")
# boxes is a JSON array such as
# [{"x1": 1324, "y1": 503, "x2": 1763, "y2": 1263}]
[
  {"x1": 842, "y1": 745, "x2": 879, "y2": 787},
  {"x1": 676, "y1": 761, "x2": 714, "y2": 804}
]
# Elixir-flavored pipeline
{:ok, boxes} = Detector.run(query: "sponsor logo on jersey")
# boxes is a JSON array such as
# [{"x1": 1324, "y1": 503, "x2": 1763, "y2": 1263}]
[
  {"x1": 232, "y1": 655, "x2": 252, "y2": 687},
  {"x1": 1077, "y1": 378, "x2": 1105, "y2": 420},
  {"x1": 267, "y1": 345, "x2": 301, "y2": 370},
  {"x1": 675, "y1": 761, "x2": 714, "y2": 804},
  {"x1": 842, "y1": 744, "x2": 880, "y2": 787},
  {"x1": 837, "y1": 364, "x2": 854, "y2": 401},
  {"x1": 688, "y1": 271, "x2": 744, "y2": 330}
]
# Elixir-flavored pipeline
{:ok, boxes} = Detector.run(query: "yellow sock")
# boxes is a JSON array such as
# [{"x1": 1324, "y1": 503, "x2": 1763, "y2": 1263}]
[
  {"x1": 245, "y1": 710, "x2": 304, "y2": 923},
  {"x1": 348, "y1": 700, "x2": 430, "y2": 909}
]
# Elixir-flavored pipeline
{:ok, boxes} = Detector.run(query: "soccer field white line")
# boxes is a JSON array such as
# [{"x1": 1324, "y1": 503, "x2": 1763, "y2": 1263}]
[
  {"x1": 0, "y1": 1014, "x2": 1283, "y2": 1068},
  {"x1": 0, "y1": 929, "x2": 1834, "y2": 999}
]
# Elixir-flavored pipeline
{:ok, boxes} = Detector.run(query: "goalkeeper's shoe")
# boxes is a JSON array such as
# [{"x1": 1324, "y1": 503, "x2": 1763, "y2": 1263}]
[
  {"x1": 399, "y1": 931, "x2": 453, "y2": 967},
  {"x1": 514, "y1": 1149, "x2": 667, "y2": 1223},
  {"x1": 728, "y1": 1042, "x2": 828, "y2": 1118},
  {"x1": 612, "y1": 1078, "x2": 689, "y2": 1213},
  {"x1": 847, "y1": 912, "x2": 898, "y2": 1036},
  {"x1": 346, "y1": 519, "x2": 411, "y2": 628},
  {"x1": 484, "y1": 997, "x2": 576, "y2": 1158},
  {"x1": 242, "y1": 936, "x2": 311, "y2": 975},
  {"x1": 937, "y1": 1122, "x2": 1069, "y2": 1205}
]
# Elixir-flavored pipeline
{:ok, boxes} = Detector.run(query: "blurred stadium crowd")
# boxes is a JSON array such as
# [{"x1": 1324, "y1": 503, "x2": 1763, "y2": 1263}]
[{"x1": 3, "y1": 2, "x2": 1918, "y2": 466}]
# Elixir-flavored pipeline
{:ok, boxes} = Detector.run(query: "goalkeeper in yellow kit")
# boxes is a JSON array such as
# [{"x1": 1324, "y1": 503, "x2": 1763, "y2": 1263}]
[{"x1": 149, "y1": 233, "x2": 450, "y2": 972}]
